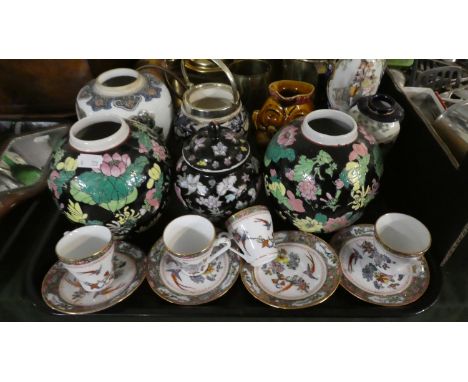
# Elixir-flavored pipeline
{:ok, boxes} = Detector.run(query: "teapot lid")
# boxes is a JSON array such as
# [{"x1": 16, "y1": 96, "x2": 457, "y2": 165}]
[
  {"x1": 182, "y1": 124, "x2": 250, "y2": 172},
  {"x1": 357, "y1": 94, "x2": 404, "y2": 123},
  {"x1": 185, "y1": 59, "x2": 223, "y2": 73}
]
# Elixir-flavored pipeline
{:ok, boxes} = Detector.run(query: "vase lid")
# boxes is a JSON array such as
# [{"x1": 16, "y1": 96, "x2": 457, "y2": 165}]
[
  {"x1": 357, "y1": 94, "x2": 404, "y2": 123},
  {"x1": 182, "y1": 124, "x2": 250, "y2": 172}
]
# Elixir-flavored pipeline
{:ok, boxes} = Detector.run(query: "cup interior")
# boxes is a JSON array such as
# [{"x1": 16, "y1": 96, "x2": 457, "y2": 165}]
[
  {"x1": 56, "y1": 225, "x2": 111, "y2": 261},
  {"x1": 163, "y1": 215, "x2": 215, "y2": 256},
  {"x1": 375, "y1": 213, "x2": 431, "y2": 255}
]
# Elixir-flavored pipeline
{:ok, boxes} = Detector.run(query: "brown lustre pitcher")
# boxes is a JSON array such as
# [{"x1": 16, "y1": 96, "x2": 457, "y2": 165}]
[{"x1": 253, "y1": 80, "x2": 315, "y2": 147}]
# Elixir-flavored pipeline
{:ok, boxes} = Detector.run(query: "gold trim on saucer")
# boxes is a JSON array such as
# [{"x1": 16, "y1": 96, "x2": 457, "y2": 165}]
[
  {"x1": 240, "y1": 231, "x2": 341, "y2": 310},
  {"x1": 146, "y1": 236, "x2": 240, "y2": 306},
  {"x1": 331, "y1": 224, "x2": 431, "y2": 307},
  {"x1": 41, "y1": 242, "x2": 146, "y2": 315}
]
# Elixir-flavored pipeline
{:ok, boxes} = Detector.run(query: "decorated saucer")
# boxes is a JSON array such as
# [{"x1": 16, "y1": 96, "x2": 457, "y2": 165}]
[
  {"x1": 330, "y1": 224, "x2": 430, "y2": 306},
  {"x1": 146, "y1": 237, "x2": 240, "y2": 305},
  {"x1": 240, "y1": 231, "x2": 341, "y2": 309},
  {"x1": 42, "y1": 241, "x2": 146, "y2": 315}
]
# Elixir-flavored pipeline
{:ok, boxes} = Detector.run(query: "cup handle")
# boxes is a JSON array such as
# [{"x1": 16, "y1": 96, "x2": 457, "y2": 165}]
[
  {"x1": 216, "y1": 232, "x2": 250, "y2": 261},
  {"x1": 207, "y1": 235, "x2": 231, "y2": 263}
]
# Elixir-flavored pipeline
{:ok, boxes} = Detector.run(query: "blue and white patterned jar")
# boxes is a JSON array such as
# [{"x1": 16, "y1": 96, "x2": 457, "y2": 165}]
[{"x1": 75, "y1": 68, "x2": 173, "y2": 141}]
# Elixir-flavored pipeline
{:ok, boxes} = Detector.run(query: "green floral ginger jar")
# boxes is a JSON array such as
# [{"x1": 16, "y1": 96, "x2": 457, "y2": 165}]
[
  {"x1": 47, "y1": 113, "x2": 171, "y2": 238},
  {"x1": 264, "y1": 109, "x2": 383, "y2": 234}
]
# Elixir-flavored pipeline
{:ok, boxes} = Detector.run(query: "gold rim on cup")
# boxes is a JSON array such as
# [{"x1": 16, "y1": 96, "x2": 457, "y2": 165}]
[
  {"x1": 374, "y1": 213, "x2": 432, "y2": 259},
  {"x1": 162, "y1": 215, "x2": 216, "y2": 259},
  {"x1": 225, "y1": 205, "x2": 269, "y2": 228},
  {"x1": 56, "y1": 228, "x2": 114, "y2": 266}
]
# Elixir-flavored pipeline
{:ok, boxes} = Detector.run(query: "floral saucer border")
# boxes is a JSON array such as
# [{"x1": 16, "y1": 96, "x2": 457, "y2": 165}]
[
  {"x1": 330, "y1": 224, "x2": 430, "y2": 307},
  {"x1": 146, "y1": 237, "x2": 240, "y2": 305},
  {"x1": 41, "y1": 241, "x2": 146, "y2": 315},
  {"x1": 240, "y1": 231, "x2": 341, "y2": 309}
]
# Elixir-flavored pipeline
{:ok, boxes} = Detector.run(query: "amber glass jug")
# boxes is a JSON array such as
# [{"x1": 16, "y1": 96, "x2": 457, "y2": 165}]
[{"x1": 253, "y1": 80, "x2": 315, "y2": 147}]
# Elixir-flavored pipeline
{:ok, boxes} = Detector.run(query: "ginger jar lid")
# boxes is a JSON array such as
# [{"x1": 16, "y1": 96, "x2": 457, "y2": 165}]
[
  {"x1": 182, "y1": 124, "x2": 250, "y2": 172},
  {"x1": 357, "y1": 94, "x2": 404, "y2": 123}
]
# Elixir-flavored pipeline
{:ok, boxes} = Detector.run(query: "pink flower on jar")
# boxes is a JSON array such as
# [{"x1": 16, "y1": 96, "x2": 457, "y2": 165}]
[
  {"x1": 323, "y1": 214, "x2": 350, "y2": 233},
  {"x1": 152, "y1": 140, "x2": 167, "y2": 161},
  {"x1": 358, "y1": 126, "x2": 376, "y2": 144},
  {"x1": 297, "y1": 179, "x2": 318, "y2": 201},
  {"x1": 334, "y1": 179, "x2": 344, "y2": 190},
  {"x1": 145, "y1": 189, "x2": 160, "y2": 208},
  {"x1": 48, "y1": 170, "x2": 60, "y2": 198},
  {"x1": 286, "y1": 190, "x2": 305, "y2": 212},
  {"x1": 348, "y1": 143, "x2": 369, "y2": 161},
  {"x1": 99, "y1": 153, "x2": 131, "y2": 177},
  {"x1": 277, "y1": 126, "x2": 298, "y2": 146},
  {"x1": 270, "y1": 168, "x2": 277, "y2": 177},
  {"x1": 285, "y1": 169, "x2": 295, "y2": 181},
  {"x1": 138, "y1": 143, "x2": 149, "y2": 154}
]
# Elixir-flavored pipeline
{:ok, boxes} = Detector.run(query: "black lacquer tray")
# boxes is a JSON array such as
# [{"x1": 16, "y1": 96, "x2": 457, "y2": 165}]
[{"x1": 0, "y1": 72, "x2": 454, "y2": 321}]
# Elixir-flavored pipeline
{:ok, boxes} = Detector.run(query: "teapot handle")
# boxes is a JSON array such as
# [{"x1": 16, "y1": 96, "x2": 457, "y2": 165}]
[
  {"x1": 180, "y1": 59, "x2": 240, "y2": 107},
  {"x1": 137, "y1": 63, "x2": 188, "y2": 100}
]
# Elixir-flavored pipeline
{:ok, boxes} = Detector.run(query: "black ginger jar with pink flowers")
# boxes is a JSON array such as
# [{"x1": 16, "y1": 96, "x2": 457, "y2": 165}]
[
  {"x1": 47, "y1": 114, "x2": 171, "y2": 238},
  {"x1": 175, "y1": 125, "x2": 261, "y2": 221},
  {"x1": 264, "y1": 109, "x2": 383, "y2": 234}
]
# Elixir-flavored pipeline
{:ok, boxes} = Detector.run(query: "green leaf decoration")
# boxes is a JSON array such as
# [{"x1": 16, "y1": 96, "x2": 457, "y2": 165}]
[
  {"x1": 265, "y1": 141, "x2": 296, "y2": 165},
  {"x1": 70, "y1": 180, "x2": 96, "y2": 205},
  {"x1": 293, "y1": 155, "x2": 314, "y2": 182},
  {"x1": 87, "y1": 220, "x2": 103, "y2": 225},
  {"x1": 70, "y1": 156, "x2": 149, "y2": 212},
  {"x1": 153, "y1": 174, "x2": 165, "y2": 200},
  {"x1": 75, "y1": 172, "x2": 127, "y2": 204},
  {"x1": 121, "y1": 156, "x2": 149, "y2": 187},
  {"x1": 52, "y1": 147, "x2": 65, "y2": 167},
  {"x1": 325, "y1": 162, "x2": 338, "y2": 178},
  {"x1": 293, "y1": 151, "x2": 334, "y2": 182},
  {"x1": 315, "y1": 150, "x2": 333, "y2": 166},
  {"x1": 357, "y1": 154, "x2": 370, "y2": 185},
  {"x1": 54, "y1": 170, "x2": 75, "y2": 196},
  {"x1": 266, "y1": 180, "x2": 291, "y2": 210},
  {"x1": 292, "y1": 156, "x2": 310, "y2": 180},
  {"x1": 373, "y1": 145, "x2": 384, "y2": 178},
  {"x1": 314, "y1": 213, "x2": 328, "y2": 223},
  {"x1": 99, "y1": 187, "x2": 138, "y2": 212},
  {"x1": 132, "y1": 130, "x2": 153, "y2": 153},
  {"x1": 339, "y1": 168, "x2": 350, "y2": 188}
]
